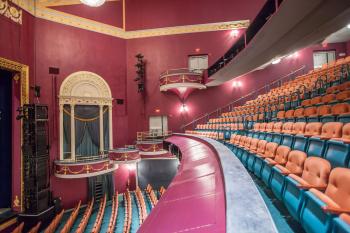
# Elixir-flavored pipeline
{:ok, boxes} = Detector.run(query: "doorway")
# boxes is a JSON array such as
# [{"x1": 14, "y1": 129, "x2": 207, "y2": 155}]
[
  {"x1": 0, "y1": 69, "x2": 12, "y2": 209},
  {"x1": 149, "y1": 116, "x2": 168, "y2": 136}
]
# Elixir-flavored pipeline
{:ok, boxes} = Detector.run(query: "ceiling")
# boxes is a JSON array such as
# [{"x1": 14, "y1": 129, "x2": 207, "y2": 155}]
[
  {"x1": 37, "y1": 0, "x2": 118, "y2": 7},
  {"x1": 324, "y1": 26, "x2": 350, "y2": 44}
]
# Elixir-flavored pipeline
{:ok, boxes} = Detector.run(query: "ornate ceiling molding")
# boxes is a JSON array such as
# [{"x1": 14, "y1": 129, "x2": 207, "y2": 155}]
[
  {"x1": 0, "y1": 0, "x2": 22, "y2": 24},
  {"x1": 38, "y1": 0, "x2": 118, "y2": 7},
  {"x1": 12, "y1": 0, "x2": 250, "y2": 39}
]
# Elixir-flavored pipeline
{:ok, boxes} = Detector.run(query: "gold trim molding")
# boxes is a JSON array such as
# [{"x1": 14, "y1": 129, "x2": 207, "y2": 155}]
[
  {"x1": 0, "y1": 0, "x2": 22, "y2": 24},
  {"x1": 0, "y1": 57, "x2": 30, "y2": 212},
  {"x1": 12, "y1": 0, "x2": 249, "y2": 39}
]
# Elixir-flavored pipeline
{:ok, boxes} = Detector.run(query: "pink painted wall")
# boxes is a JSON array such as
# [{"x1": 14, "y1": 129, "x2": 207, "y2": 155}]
[
  {"x1": 0, "y1": 12, "x2": 35, "y2": 212},
  {"x1": 51, "y1": 1, "x2": 123, "y2": 28},
  {"x1": 346, "y1": 40, "x2": 350, "y2": 55},
  {"x1": 125, "y1": 0, "x2": 265, "y2": 30}
]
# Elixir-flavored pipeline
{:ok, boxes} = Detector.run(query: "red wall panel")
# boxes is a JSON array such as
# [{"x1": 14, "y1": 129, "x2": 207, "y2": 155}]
[{"x1": 126, "y1": 0, "x2": 265, "y2": 30}]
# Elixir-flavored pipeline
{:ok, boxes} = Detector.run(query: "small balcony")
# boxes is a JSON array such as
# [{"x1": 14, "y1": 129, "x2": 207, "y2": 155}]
[{"x1": 159, "y1": 68, "x2": 206, "y2": 99}]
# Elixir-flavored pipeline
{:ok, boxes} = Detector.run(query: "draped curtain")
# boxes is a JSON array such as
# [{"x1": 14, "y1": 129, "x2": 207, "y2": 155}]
[{"x1": 63, "y1": 105, "x2": 109, "y2": 160}]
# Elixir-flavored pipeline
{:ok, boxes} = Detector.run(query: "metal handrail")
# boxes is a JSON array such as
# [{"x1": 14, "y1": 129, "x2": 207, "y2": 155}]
[
  {"x1": 182, "y1": 65, "x2": 306, "y2": 130},
  {"x1": 160, "y1": 68, "x2": 204, "y2": 79}
]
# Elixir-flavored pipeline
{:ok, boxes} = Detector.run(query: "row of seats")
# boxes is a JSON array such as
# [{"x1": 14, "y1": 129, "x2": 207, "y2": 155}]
[
  {"x1": 123, "y1": 191, "x2": 132, "y2": 233},
  {"x1": 248, "y1": 121, "x2": 350, "y2": 168},
  {"x1": 135, "y1": 187, "x2": 148, "y2": 224},
  {"x1": 107, "y1": 194, "x2": 119, "y2": 232},
  {"x1": 76, "y1": 198, "x2": 94, "y2": 233},
  {"x1": 92, "y1": 195, "x2": 106, "y2": 233},
  {"x1": 60, "y1": 200, "x2": 81, "y2": 233},
  {"x1": 44, "y1": 209, "x2": 64, "y2": 233},
  {"x1": 227, "y1": 134, "x2": 350, "y2": 233}
]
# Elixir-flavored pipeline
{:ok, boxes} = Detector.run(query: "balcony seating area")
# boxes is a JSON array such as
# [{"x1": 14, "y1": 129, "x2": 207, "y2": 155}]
[{"x1": 186, "y1": 58, "x2": 350, "y2": 233}]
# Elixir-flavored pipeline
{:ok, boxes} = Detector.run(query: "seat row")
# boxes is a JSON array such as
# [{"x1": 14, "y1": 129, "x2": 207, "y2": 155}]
[
  {"x1": 243, "y1": 121, "x2": 350, "y2": 168},
  {"x1": 123, "y1": 191, "x2": 132, "y2": 233},
  {"x1": 228, "y1": 135, "x2": 350, "y2": 233},
  {"x1": 91, "y1": 195, "x2": 106, "y2": 233},
  {"x1": 106, "y1": 194, "x2": 119, "y2": 233},
  {"x1": 135, "y1": 187, "x2": 148, "y2": 224}
]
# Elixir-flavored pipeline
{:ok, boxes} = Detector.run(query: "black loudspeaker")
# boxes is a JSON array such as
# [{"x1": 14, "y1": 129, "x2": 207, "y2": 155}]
[
  {"x1": 22, "y1": 104, "x2": 50, "y2": 214},
  {"x1": 116, "y1": 99, "x2": 124, "y2": 105}
]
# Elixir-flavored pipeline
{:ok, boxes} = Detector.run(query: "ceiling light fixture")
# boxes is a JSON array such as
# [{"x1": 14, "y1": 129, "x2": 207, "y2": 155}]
[
  {"x1": 347, "y1": 24, "x2": 350, "y2": 29},
  {"x1": 80, "y1": 0, "x2": 105, "y2": 7},
  {"x1": 271, "y1": 58, "x2": 281, "y2": 65}
]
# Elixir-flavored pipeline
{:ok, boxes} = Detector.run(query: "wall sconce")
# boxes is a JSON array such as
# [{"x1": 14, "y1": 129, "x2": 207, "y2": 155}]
[
  {"x1": 230, "y1": 29, "x2": 239, "y2": 38},
  {"x1": 232, "y1": 81, "x2": 242, "y2": 87},
  {"x1": 180, "y1": 104, "x2": 188, "y2": 113}
]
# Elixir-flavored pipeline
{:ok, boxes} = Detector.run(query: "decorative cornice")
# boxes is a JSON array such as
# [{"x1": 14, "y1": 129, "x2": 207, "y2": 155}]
[
  {"x1": 125, "y1": 20, "x2": 250, "y2": 39},
  {"x1": 38, "y1": 0, "x2": 118, "y2": 7},
  {"x1": 1, "y1": 0, "x2": 22, "y2": 24},
  {"x1": 13, "y1": 0, "x2": 249, "y2": 39}
]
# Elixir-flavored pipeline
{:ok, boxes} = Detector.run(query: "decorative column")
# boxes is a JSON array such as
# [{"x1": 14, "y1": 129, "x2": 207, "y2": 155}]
[
  {"x1": 108, "y1": 105, "x2": 113, "y2": 150},
  {"x1": 99, "y1": 105, "x2": 104, "y2": 154},
  {"x1": 70, "y1": 104, "x2": 76, "y2": 161},
  {"x1": 59, "y1": 104, "x2": 64, "y2": 160}
]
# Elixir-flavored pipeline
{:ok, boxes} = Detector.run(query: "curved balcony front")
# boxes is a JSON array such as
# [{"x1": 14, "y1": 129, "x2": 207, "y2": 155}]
[
  {"x1": 159, "y1": 68, "x2": 206, "y2": 99},
  {"x1": 54, "y1": 158, "x2": 118, "y2": 179},
  {"x1": 109, "y1": 148, "x2": 141, "y2": 164}
]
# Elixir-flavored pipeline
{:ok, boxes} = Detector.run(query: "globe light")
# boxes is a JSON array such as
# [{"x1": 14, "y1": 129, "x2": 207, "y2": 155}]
[{"x1": 80, "y1": 0, "x2": 105, "y2": 7}]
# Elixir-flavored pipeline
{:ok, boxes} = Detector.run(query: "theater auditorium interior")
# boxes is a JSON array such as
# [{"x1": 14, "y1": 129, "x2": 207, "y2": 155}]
[{"x1": 1, "y1": 0, "x2": 350, "y2": 233}]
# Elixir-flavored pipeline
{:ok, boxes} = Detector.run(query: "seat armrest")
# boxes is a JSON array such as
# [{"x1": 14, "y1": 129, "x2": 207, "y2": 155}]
[
  {"x1": 322, "y1": 206, "x2": 350, "y2": 215},
  {"x1": 265, "y1": 158, "x2": 277, "y2": 165},
  {"x1": 298, "y1": 184, "x2": 327, "y2": 191}
]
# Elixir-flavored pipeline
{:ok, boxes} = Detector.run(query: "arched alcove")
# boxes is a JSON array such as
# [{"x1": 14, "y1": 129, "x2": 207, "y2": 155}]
[{"x1": 59, "y1": 71, "x2": 113, "y2": 161}]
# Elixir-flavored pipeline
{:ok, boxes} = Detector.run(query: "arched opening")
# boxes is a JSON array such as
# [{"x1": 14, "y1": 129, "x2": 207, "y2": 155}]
[{"x1": 59, "y1": 71, "x2": 113, "y2": 162}]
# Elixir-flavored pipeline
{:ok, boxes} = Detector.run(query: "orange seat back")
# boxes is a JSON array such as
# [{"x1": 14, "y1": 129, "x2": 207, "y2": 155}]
[
  {"x1": 273, "y1": 122, "x2": 283, "y2": 133},
  {"x1": 285, "y1": 150, "x2": 307, "y2": 174},
  {"x1": 264, "y1": 142, "x2": 279, "y2": 158},
  {"x1": 292, "y1": 122, "x2": 306, "y2": 135},
  {"x1": 274, "y1": 145, "x2": 291, "y2": 165},
  {"x1": 331, "y1": 103, "x2": 350, "y2": 115},
  {"x1": 250, "y1": 138, "x2": 260, "y2": 151},
  {"x1": 294, "y1": 108, "x2": 304, "y2": 118},
  {"x1": 257, "y1": 140, "x2": 268, "y2": 154},
  {"x1": 317, "y1": 105, "x2": 331, "y2": 116},
  {"x1": 320, "y1": 122, "x2": 343, "y2": 139},
  {"x1": 325, "y1": 168, "x2": 350, "y2": 209},
  {"x1": 301, "y1": 157, "x2": 331, "y2": 187},
  {"x1": 282, "y1": 122, "x2": 294, "y2": 134},
  {"x1": 304, "y1": 106, "x2": 317, "y2": 116},
  {"x1": 304, "y1": 122, "x2": 323, "y2": 137}
]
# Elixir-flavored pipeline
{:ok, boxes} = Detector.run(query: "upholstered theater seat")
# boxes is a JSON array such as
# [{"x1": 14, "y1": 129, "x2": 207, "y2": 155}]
[
  {"x1": 271, "y1": 121, "x2": 283, "y2": 143},
  {"x1": 293, "y1": 122, "x2": 322, "y2": 152},
  {"x1": 246, "y1": 140, "x2": 267, "y2": 170},
  {"x1": 281, "y1": 122, "x2": 295, "y2": 147},
  {"x1": 308, "y1": 105, "x2": 331, "y2": 122},
  {"x1": 270, "y1": 150, "x2": 307, "y2": 200},
  {"x1": 265, "y1": 122, "x2": 275, "y2": 142},
  {"x1": 332, "y1": 214, "x2": 350, "y2": 233},
  {"x1": 253, "y1": 142, "x2": 279, "y2": 177},
  {"x1": 283, "y1": 157, "x2": 331, "y2": 220},
  {"x1": 300, "y1": 168, "x2": 350, "y2": 233},
  {"x1": 306, "y1": 122, "x2": 343, "y2": 159},
  {"x1": 285, "y1": 109, "x2": 296, "y2": 122},
  {"x1": 323, "y1": 123, "x2": 350, "y2": 168},
  {"x1": 322, "y1": 103, "x2": 350, "y2": 123},
  {"x1": 261, "y1": 145, "x2": 291, "y2": 186}
]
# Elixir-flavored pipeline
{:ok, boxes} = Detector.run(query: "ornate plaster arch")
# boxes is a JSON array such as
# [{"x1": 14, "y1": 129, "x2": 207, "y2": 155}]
[{"x1": 59, "y1": 71, "x2": 113, "y2": 106}]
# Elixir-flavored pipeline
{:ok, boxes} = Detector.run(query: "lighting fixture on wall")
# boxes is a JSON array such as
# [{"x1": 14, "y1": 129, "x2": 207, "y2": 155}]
[
  {"x1": 232, "y1": 81, "x2": 242, "y2": 87},
  {"x1": 287, "y1": 52, "x2": 299, "y2": 59},
  {"x1": 180, "y1": 104, "x2": 188, "y2": 113},
  {"x1": 271, "y1": 58, "x2": 281, "y2": 65},
  {"x1": 347, "y1": 24, "x2": 350, "y2": 29},
  {"x1": 80, "y1": 0, "x2": 105, "y2": 7},
  {"x1": 230, "y1": 29, "x2": 239, "y2": 38}
]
